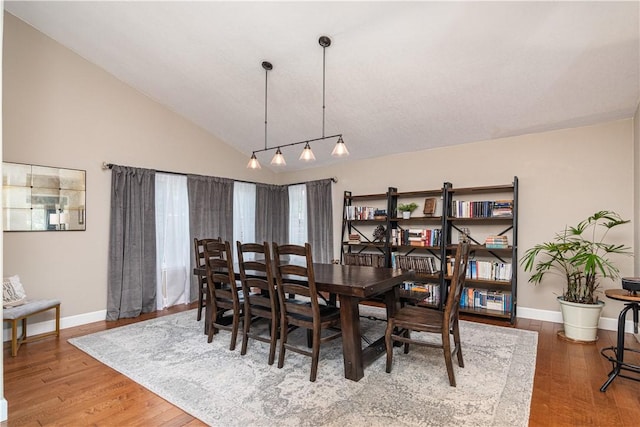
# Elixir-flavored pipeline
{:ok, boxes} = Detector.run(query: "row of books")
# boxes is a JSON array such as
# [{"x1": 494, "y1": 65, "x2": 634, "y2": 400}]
[
  {"x1": 450, "y1": 200, "x2": 513, "y2": 218},
  {"x1": 460, "y1": 288, "x2": 512, "y2": 314},
  {"x1": 484, "y1": 235, "x2": 509, "y2": 249},
  {"x1": 400, "y1": 281, "x2": 441, "y2": 306},
  {"x1": 447, "y1": 258, "x2": 512, "y2": 281},
  {"x1": 392, "y1": 254, "x2": 440, "y2": 274},
  {"x1": 345, "y1": 206, "x2": 386, "y2": 220},
  {"x1": 391, "y1": 228, "x2": 442, "y2": 247},
  {"x1": 343, "y1": 253, "x2": 386, "y2": 268}
]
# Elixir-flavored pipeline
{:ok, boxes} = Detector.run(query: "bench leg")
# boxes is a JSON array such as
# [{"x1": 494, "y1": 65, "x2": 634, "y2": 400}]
[{"x1": 11, "y1": 319, "x2": 18, "y2": 357}]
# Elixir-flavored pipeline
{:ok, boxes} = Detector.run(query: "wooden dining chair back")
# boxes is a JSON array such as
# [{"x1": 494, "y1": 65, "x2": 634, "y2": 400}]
[
  {"x1": 193, "y1": 237, "x2": 221, "y2": 321},
  {"x1": 272, "y1": 242, "x2": 342, "y2": 382},
  {"x1": 384, "y1": 242, "x2": 470, "y2": 386},
  {"x1": 236, "y1": 241, "x2": 279, "y2": 365},
  {"x1": 203, "y1": 240, "x2": 242, "y2": 350}
]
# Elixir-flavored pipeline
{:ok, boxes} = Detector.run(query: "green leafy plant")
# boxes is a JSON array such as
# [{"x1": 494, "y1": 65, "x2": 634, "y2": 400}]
[
  {"x1": 398, "y1": 202, "x2": 418, "y2": 213},
  {"x1": 520, "y1": 210, "x2": 631, "y2": 304}
]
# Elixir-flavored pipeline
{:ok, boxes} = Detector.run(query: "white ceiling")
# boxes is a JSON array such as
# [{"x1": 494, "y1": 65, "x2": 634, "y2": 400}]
[{"x1": 5, "y1": 1, "x2": 640, "y2": 172}]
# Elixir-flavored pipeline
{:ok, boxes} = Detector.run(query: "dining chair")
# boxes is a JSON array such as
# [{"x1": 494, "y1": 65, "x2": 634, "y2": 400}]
[
  {"x1": 384, "y1": 242, "x2": 470, "y2": 386},
  {"x1": 236, "y1": 241, "x2": 279, "y2": 365},
  {"x1": 203, "y1": 240, "x2": 243, "y2": 350},
  {"x1": 272, "y1": 242, "x2": 342, "y2": 382},
  {"x1": 193, "y1": 237, "x2": 221, "y2": 322}
]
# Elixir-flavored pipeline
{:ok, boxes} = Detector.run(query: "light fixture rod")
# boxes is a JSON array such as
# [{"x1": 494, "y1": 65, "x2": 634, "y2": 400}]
[
  {"x1": 262, "y1": 61, "x2": 272, "y2": 150},
  {"x1": 251, "y1": 133, "x2": 342, "y2": 155},
  {"x1": 319, "y1": 36, "x2": 331, "y2": 138}
]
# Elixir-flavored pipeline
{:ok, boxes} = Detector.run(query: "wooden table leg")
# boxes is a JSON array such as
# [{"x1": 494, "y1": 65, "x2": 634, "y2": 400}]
[{"x1": 339, "y1": 294, "x2": 364, "y2": 381}]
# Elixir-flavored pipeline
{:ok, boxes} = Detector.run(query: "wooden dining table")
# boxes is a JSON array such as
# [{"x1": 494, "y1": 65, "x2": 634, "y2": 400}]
[{"x1": 194, "y1": 263, "x2": 413, "y2": 381}]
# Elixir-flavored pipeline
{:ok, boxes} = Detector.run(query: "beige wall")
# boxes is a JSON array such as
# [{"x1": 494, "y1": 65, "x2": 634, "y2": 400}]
[
  {"x1": 2, "y1": 13, "x2": 637, "y2": 325},
  {"x1": 2, "y1": 13, "x2": 277, "y2": 320},
  {"x1": 282, "y1": 119, "x2": 635, "y2": 320}
]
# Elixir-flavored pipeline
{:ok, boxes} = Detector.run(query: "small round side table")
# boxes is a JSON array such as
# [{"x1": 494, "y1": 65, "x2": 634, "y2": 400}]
[{"x1": 599, "y1": 288, "x2": 640, "y2": 392}]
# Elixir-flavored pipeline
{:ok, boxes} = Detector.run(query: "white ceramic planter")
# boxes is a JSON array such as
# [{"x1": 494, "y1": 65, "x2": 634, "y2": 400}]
[
  {"x1": 402, "y1": 211, "x2": 411, "y2": 219},
  {"x1": 557, "y1": 297, "x2": 604, "y2": 342}
]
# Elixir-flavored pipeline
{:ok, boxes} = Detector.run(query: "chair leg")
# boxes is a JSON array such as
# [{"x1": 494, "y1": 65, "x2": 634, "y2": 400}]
[
  {"x1": 309, "y1": 327, "x2": 321, "y2": 382},
  {"x1": 277, "y1": 316, "x2": 288, "y2": 369},
  {"x1": 442, "y1": 333, "x2": 456, "y2": 387},
  {"x1": 268, "y1": 316, "x2": 278, "y2": 366},
  {"x1": 306, "y1": 329, "x2": 313, "y2": 348},
  {"x1": 241, "y1": 309, "x2": 251, "y2": 356},
  {"x1": 197, "y1": 284, "x2": 204, "y2": 321},
  {"x1": 229, "y1": 310, "x2": 240, "y2": 351},
  {"x1": 452, "y1": 321, "x2": 464, "y2": 368},
  {"x1": 403, "y1": 329, "x2": 411, "y2": 354},
  {"x1": 385, "y1": 320, "x2": 394, "y2": 373}
]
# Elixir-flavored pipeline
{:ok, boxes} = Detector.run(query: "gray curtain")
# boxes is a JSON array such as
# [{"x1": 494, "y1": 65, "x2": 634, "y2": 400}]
[
  {"x1": 187, "y1": 174, "x2": 234, "y2": 300},
  {"x1": 107, "y1": 166, "x2": 157, "y2": 321},
  {"x1": 307, "y1": 179, "x2": 334, "y2": 263},
  {"x1": 255, "y1": 183, "x2": 289, "y2": 245}
]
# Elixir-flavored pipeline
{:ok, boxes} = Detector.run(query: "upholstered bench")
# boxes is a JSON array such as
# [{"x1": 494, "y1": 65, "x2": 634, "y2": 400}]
[{"x1": 3, "y1": 299, "x2": 61, "y2": 357}]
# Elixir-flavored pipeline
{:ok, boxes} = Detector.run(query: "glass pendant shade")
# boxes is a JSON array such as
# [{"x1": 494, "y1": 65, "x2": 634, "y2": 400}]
[
  {"x1": 270, "y1": 148, "x2": 286, "y2": 166},
  {"x1": 331, "y1": 136, "x2": 350, "y2": 157},
  {"x1": 299, "y1": 142, "x2": 316, "y2": 162},
  {"x1": 247, "y1": 153, "x2": 261, "y2": 169}
]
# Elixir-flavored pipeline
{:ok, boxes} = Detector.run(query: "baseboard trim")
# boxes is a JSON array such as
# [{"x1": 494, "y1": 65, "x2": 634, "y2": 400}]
[
  {"x1": 4, "y1": 306, "x2": 637, "y2": 342},
  {"x1": 0, "y1": 398, "x2": 7, "y2": 422},
  {"x1": 517, "y1": 306, "x2": 638, "y2": 334},
  {"x1": 2, "y1": 309, "x2": 106, "y2": 342}
]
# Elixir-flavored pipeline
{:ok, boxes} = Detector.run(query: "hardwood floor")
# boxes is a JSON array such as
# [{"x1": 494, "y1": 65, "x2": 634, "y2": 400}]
[{"x1": 3, "y1": 303, "x2": 640, "y2": 426}]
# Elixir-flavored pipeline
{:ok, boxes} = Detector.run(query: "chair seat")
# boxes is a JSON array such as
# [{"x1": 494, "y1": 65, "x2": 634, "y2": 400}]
[{"x1": 289, "y1": 304, "x2": 340, "y2": 323}]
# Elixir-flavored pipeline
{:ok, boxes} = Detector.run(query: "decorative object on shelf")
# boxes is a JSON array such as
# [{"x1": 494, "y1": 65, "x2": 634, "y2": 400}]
[
  {"x1": 247, "y1": 36, "x2": 348, "y2": 169},
  {"x1": 423, "y1": 197, "x2": 437, "y2": 216},
  {"x1": 398, "y1": 202, "x2": 418, "y2": 219},
  {"x1": 458, "y1": 227, "x2": 470, "y2": 243},
  {"x1": 373, "y1": 225, "x2": 386, "y2": 242},
  {"x1": 520, "y1": 210, "x2": 631, "y2": 342}
]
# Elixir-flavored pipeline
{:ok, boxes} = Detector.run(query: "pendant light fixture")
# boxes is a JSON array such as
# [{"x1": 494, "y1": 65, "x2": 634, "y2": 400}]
[{"x1": 247, "y1": 35, "x2": 348, "y2": 169}]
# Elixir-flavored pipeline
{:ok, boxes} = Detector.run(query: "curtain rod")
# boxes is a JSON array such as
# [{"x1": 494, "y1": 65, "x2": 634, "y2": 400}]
[{"x1": 102, "y1": 162, "x2": 337, "y2": 185}]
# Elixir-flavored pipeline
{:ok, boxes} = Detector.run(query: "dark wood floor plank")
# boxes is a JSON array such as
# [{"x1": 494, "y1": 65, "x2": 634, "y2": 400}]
[{"x1": 3, "y1": 302, "x2": 640, "y2": 426}]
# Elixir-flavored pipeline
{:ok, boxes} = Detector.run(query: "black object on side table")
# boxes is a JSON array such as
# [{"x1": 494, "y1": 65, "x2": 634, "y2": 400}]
[{"x1": 599, "y1": 279, "x2": 640, "y2": 392}]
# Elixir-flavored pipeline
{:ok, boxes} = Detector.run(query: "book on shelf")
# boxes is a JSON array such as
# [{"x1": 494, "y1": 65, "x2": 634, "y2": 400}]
[
  {"x1": 423, "y1": 197, "x2": 437, "y2": 215},
  {"x1": 450, "y1": 199, "x2": 513, "y2": 218},
  {"x1": 484, "y1": 235, "x2": 509, "y2": 249},
  {"x1": 460, "y1": 287, "x2": 511, "y2": 314},
  {"x1": 401, "y1": 281, "x2": 440, "y2": 305},
  {"x1": 448, "y1": 258, "x2": 512, "y2": 281},
  {"x1": 392, "y1": 254, "x2": 440, "y2": 274},
  {"x1": 348, "y1": 233, "x2": 361, "y2": 244},
  {"x1": 346, "y1": 206, "x2": 384, "y2": 220}
]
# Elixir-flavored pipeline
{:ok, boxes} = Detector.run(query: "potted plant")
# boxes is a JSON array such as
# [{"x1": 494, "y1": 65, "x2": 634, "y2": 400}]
[
  {"x1": 398, "y1": 202, "x2": 418, "y2": 219},
  {"x1": 520, "y1": 210, "x2": 631, "y2": 342}
]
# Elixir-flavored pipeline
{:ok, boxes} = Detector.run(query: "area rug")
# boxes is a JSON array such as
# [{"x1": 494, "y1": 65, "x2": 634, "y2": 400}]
[{"x1": 69, "y1": 307, "x2": 537, "y2": 426}]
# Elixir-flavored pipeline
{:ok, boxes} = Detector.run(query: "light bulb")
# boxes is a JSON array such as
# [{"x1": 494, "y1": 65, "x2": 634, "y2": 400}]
[
  {"x1": 247, "y1": 153, "x2": 261, "y2": 169},
  {"x1": 331, "y1": 136, "x2": 349, "y2": 157},
  {"x1": 299, "y1": 142, "x2": 316, "y2": 162},
  {"x1": 271, "y1": 148, "x2": 286, "y2": 166}
]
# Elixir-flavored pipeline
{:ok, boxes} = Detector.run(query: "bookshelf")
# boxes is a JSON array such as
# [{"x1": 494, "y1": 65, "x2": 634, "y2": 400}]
[
  {"x1": 340, "y1": 177, "x2": 518, "y2": 323},
  {"x1": 445, "y1": 177, "x2": 518, "y2": 323}
]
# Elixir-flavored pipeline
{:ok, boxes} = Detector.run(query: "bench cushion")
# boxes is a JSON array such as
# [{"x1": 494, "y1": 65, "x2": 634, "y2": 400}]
[{"x1": 3, "y1": 299, "x2": 61, "y2": 320}]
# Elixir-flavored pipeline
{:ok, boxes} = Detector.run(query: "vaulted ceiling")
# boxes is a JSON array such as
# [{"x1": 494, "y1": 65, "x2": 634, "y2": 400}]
[{"x1": 5, "y1": 1, "x2": 639, "y2": 171}]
